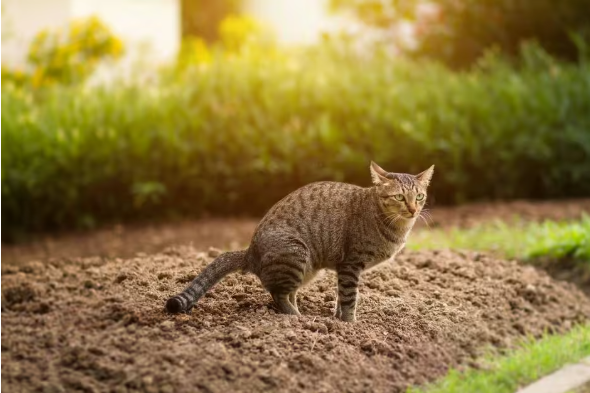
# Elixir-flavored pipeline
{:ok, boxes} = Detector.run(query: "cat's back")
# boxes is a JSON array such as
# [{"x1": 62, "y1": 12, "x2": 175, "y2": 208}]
[{"x1": 255, "y1": 181, "x2": 365, "y2": 231}]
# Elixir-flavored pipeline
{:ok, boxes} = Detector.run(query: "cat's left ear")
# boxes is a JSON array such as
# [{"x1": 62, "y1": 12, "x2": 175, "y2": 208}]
[
  {"x1": 370, "y1": 161, "x2": 391, "y2": 185},
  {"x1": 415, "y1": 165, "x2": 434, "y2": 186}
]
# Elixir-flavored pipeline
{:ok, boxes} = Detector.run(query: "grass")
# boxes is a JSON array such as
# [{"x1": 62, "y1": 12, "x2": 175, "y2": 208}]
[
  {"x1": 409, "y1": 215, "x2": 590, "y2": 265},
  {"x1": 408, "y1": 324, "x2": 590, "y2": 393}
]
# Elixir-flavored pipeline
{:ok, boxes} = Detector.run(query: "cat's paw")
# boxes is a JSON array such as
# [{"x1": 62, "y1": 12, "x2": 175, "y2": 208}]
[{"x1": 337, "y1": 310, "x2": 356, "y2": 322}]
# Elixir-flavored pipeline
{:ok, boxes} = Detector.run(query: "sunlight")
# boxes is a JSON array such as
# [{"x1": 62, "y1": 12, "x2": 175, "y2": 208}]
[{"x1": 245, "y1": 0, "x2": 340, "y2": 44}]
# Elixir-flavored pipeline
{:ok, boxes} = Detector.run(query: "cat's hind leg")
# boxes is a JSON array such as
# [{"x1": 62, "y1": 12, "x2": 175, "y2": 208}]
[
  {"x1": 271, "y1": 292, "x2": 300, "y2": 315},
  {"x1": 258, "y1": 243, "x2": 309, "y2": 316}
]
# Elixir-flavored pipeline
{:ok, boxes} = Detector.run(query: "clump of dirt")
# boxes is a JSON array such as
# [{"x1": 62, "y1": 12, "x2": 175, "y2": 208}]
[{"x1": 2, "y1": 248, "x2": 589, "y2": 393}]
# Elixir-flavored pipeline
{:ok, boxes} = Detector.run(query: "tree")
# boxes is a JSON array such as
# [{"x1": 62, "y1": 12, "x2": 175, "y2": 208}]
[
  {"x1": 330, "y1": 0, "x2": 590, "y2": 67},
  {"x1": 180, "y1": 0, "x2": 242, "y2": 43}
]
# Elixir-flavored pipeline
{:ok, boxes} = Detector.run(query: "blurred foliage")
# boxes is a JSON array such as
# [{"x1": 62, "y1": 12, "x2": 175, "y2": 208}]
[
  {"x1": 2, "y1": 20, "x2": 590, "y2": 240},
  {"x1": 2, "y1": 16, "x2": 123, "y2": 87},
  {"x1": 526, "y1": 217, "x2": 590, "y2": 262},
  {"x1": 180, "y1": 0, "x2": 242, "y2": 43},
  {"x1": 177, "y1": 37, "x2": 212, "y2": 70},
  {"x1": 218, "y1": 14, "x2": 274, "y2": 53},
  {"x1": 330, "y1": 0, "x2": 590, "y2": 67},
  {"x1": 176, "y1": 15, "x2": 274, "y2": 71}
]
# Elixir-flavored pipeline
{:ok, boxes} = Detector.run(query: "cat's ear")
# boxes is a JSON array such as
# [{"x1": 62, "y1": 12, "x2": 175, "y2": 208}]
[
  {"x1": 370, "y1": 161, "x2": 390, "y2": 185},
  {"x1": 415, "y1": 165, "x2": 435, "y2": 186}
]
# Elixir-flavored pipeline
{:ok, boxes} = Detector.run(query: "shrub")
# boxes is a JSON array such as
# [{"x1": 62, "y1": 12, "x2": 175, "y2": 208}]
[{"x1": 2, "y1": 43, "x2": 590, "y2": 240}]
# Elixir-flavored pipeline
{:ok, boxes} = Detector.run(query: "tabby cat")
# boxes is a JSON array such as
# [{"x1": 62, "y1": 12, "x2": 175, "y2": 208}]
[{"x1": 166, "y1": 161, "x2": 434, "y2": 322}]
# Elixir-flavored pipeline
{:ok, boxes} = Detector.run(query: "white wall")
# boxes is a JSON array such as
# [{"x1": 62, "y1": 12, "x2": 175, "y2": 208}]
[
  {"x1": 1, "y1": 0, "x2": 180, "y2": 67},
  {"x1": 2, "y1": 0, "x2": 342, "y2": 69},
  {"x1": 2, "y1": 0, "x2": 71, "y2": 67},
  {"x1": 71, "y1": 0, "x2": 180, "y2": 62},
  {"x1": 245, "y1": 0, "x2": 341, "y2": 45}
]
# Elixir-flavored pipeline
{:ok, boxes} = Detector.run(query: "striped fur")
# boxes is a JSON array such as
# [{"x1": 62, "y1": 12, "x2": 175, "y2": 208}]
[
  {"x1": 166, "y1": 161, "x2": 434, "y2": 322},
  {"x1": 165, "y1": 250, "x2": 247, "y2": 314}
]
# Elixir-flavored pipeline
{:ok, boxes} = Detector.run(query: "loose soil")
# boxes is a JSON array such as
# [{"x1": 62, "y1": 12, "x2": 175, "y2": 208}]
[
  {"x1": 3, "y1": 198, "x2": 590, "y2": 266},
  {"x1": 2, "y1": 247, "x2": 589, "y2": 393}
]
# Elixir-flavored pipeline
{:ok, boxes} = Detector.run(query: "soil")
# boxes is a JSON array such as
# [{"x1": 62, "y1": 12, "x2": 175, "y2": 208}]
[
  {"x1": 3, "y1": 198, "x2": 590, "y2": 266},
  {"x1": 2, "y1": 247, "x2": 590, "y2": 393}
]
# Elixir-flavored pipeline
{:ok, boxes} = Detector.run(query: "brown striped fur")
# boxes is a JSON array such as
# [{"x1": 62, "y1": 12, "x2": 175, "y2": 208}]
[{"x1": 166, "y1": 161, "x2": 434, "y2": 322}]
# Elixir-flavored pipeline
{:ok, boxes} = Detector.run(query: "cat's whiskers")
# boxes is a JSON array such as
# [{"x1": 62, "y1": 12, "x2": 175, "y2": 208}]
[
  {"x1": 418, "y1": 213, "x2": 431, "y2": 228},
  {"x1": 384, "y1": 213, "x2": 402, "y2": 228},
  {"x1": 420, "y1": 209, "x2": 434, "y2": 225},
  {"x1": 417, "y1": 209, "x2": 434, "y2": 228}
]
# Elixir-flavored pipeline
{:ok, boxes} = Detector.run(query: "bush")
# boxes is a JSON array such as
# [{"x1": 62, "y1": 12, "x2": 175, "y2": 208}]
[{"x1": 2, "y1": 43, "x2": 590, "y2": 240}]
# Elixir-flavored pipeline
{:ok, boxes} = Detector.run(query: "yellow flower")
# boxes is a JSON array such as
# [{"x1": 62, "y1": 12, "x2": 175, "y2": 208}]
[{"x1": 32, "y1": 68, "x2": 45, "y2": 87}]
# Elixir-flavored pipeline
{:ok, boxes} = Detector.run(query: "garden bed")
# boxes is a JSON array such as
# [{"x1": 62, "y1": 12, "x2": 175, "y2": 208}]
[{"x1": 2, "y1": 247, "x2": 589, "y2": 392}]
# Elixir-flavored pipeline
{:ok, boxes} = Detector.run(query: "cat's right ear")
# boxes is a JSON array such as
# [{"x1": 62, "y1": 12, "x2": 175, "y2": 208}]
[{"x1": 370, "y1": 161, "x2": 390, "y2": 185}]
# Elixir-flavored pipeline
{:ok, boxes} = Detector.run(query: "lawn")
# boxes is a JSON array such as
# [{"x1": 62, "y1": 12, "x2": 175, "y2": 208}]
[{"x1": 410, "y1": 215, "x2": 590, "y2": 265}]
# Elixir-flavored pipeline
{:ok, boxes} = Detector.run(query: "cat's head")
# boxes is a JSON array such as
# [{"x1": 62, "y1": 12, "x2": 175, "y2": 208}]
[{"x1": 370, "y1": 161, "x2": 434, "y2": 220}]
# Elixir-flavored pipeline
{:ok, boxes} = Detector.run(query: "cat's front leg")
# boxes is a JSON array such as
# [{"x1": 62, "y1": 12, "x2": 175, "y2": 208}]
[{"x1": 336, "y1": 266, "x2": 361, "y2": 322}]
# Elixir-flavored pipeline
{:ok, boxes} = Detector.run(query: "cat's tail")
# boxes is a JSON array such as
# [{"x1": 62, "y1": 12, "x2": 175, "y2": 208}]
[{"x1": 165, "y1": 250, "x2": 248, "y2": 314}]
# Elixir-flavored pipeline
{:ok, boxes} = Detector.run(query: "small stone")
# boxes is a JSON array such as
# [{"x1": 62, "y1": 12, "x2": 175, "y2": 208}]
[
  {"x1": 160, "y1": 385, "x2": 175, "y2": 393},
  {"x1": 232, "y1": 293, "x2": 247, "y2": 301},
  {"x1": 115, "y1": 273, "x2": 129, "y2": 283},
  {"x1": 160, "y1": 320, "x2": 175, "y2": 329},
  {"x1": 83, "y1": 280, "x2": 95, "y2": 289},
  {"x1": 41, "y1": 382, "x2": 65, "y2": 393}
]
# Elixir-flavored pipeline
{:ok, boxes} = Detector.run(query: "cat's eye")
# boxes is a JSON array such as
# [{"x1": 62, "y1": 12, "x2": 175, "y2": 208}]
[
  {"x1": 393, "y1": 194, "x2": 404, "y2": 201},
  {"x1": 416, "y1": 193, "x2": 425, "y2": 201}
]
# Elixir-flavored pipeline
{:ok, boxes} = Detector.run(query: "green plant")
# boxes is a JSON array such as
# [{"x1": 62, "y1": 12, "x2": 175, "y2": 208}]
[
  {"x1": 526, "y1": 217, "x2": 590, "y2": 262},
  {"x1": 2, "y1": 43, "x2": 590, "y2": 240}
]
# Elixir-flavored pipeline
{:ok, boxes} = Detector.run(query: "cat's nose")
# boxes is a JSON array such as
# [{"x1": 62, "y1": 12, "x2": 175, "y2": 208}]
[{"x1": 407, "y1": 206, "x2": 416, "y2": 215}]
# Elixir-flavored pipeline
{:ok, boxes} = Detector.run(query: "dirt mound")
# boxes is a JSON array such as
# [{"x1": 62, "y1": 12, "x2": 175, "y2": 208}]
[{"x1": 2, "y1": 248, "x2": 590, "y2": 393}]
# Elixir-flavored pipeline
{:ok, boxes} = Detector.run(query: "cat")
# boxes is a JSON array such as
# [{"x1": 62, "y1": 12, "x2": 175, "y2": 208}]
[{"x1": 166, "y1": 161, "x2": 433, "y2": 322}]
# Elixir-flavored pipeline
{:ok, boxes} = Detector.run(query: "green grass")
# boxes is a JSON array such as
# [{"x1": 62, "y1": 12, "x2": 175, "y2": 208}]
[
  {"x1": 409, "y1": 216, "x2": 590, "y2": 265},
  {"x1": 408, "y1": 324, "x2": 590, "y2": 393}
]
